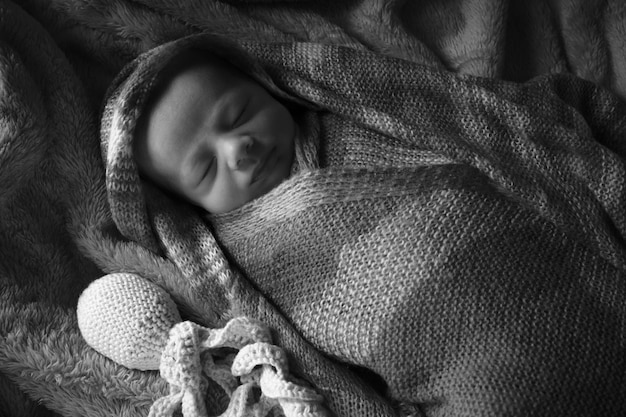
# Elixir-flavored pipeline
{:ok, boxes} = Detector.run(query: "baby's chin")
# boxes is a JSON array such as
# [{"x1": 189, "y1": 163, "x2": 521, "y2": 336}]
[
  {"x1": 205, "y1": 173, "x2": 290, "y2": 214},
  {"x1": 231, "y1": 163, "x2": 294, "y2": 212}
]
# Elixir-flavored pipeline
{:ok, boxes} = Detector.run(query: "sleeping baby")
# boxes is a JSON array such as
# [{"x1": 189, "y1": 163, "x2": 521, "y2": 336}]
[
  {"x1": 132, "y1": 51, "x2": 298, "y2": 214},
  {"x1": 101, "y1": 34, "x2": 626, "y2": 416}
]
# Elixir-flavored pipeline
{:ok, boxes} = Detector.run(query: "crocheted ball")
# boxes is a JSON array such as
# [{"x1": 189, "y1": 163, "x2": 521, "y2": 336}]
[{"x1": 77, "y1": 273, "x2": 181, "y2": 370}]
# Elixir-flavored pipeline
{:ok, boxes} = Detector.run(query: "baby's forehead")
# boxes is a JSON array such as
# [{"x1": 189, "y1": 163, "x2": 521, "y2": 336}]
[
  {"x1": 136, "y1": 54, "x2": 239, "y2": 138},
  {"x1": 140, "y1": 54, "x2": 251, "y2": 124}
]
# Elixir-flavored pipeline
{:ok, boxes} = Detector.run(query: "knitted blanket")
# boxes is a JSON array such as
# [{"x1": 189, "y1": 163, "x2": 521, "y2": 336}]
[
  {"x1": 210, "y1": 46, "x2": 626, "y2": 415},
  {"x1": 102, "y1": 33, "x2": 626, "y2": 416},
  {"x1": 3, "y1": 0, "x2": 626, "y2": 416}
]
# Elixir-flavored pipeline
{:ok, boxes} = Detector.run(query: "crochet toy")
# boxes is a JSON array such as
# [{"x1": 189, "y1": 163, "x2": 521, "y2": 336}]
[{"x1": 77, "y1": 273, "x2": 327, "y2": 417}]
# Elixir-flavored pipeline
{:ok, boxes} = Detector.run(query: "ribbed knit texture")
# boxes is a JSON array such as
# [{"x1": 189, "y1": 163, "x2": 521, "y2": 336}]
[{"x1": 101, "y1": 34, "x2": 626, "y2": 416}]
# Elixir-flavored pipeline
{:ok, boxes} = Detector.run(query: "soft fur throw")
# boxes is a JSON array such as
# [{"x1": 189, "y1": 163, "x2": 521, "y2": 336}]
[
  {"x1": 102, "y1": 34, "x2": 626, "y2": 416},
  {"x1": 4, "y1": 0, "x2": 626, "y2": 416}
]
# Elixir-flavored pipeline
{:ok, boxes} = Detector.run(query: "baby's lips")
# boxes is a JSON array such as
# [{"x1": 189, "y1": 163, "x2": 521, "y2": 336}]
[{"x1": 251, "y1": 150, "x2": 273, "y2": 185}]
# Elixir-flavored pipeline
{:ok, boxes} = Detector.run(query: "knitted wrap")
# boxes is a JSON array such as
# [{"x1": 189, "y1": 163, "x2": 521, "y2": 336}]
[{"x1": 101, "y1": 34, "x2": 626, "y2": 415}]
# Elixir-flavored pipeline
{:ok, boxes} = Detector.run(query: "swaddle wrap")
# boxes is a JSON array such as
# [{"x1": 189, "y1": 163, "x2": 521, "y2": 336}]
[{"x1": 101, "y1": 34, "x2": 626, "y2": 415}]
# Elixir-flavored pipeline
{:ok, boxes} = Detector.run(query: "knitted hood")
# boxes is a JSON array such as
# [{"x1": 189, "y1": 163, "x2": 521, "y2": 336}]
[{"x1": 100, "y1": 34, "x2": 300, "y2": 253}]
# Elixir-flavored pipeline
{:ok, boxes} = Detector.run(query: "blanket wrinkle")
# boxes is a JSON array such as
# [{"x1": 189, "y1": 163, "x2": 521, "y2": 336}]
[{"x1": 3, "y1": 0, "x2": 626, "y2": 416}]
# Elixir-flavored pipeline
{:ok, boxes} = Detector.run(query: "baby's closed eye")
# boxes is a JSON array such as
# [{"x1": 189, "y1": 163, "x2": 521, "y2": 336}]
[
  {"x1": 199, "y1": 156, "x2": 217, "y2": 185},
  {"x1": 231, "y1": 96, "x2": 250, "y2": 128}
]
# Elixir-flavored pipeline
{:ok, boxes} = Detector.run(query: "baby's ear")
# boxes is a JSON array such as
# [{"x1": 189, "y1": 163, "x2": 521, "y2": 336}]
[{"x1": 77, "y1": 273, "x2": 181, "y2": 370}]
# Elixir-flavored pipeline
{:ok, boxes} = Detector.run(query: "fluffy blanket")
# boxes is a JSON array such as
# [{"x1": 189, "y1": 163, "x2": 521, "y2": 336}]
[{"x1": 2, "y1": 0, "x2": 626, "y2": 416}]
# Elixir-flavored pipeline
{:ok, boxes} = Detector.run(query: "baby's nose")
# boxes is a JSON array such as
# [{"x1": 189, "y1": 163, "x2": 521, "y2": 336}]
[{"x1": 223, "y1": 135, "x2": 257, "y2": 171}]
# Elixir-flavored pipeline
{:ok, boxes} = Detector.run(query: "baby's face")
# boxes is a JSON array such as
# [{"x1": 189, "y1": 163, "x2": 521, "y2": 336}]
[{"x1": 135, "y1": 57, "x2": 296, "y2": 213}]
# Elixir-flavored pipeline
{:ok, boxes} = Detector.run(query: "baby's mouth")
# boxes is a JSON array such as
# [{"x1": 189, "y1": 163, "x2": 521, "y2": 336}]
[{"x1": 251, "y1": 148, "x2": 274, "y2": 185}]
